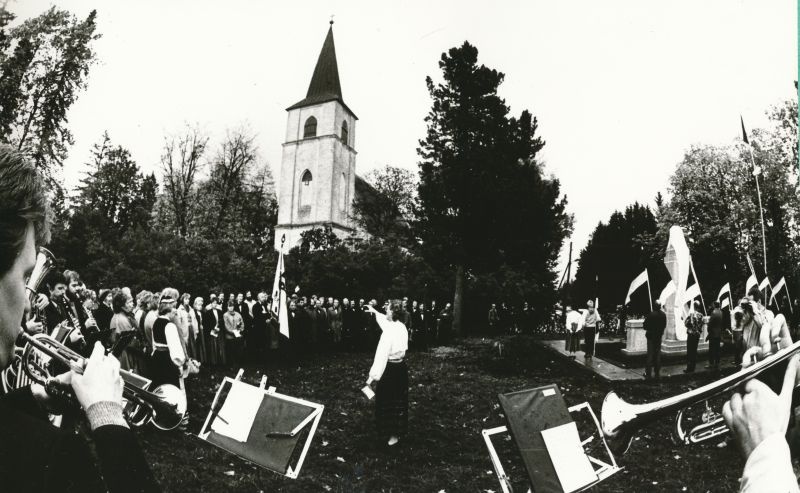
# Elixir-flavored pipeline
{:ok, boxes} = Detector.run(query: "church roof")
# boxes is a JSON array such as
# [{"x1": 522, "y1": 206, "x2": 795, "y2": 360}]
[{"x1": 286, "y1": 24, "x2": 357, "y2": 119}]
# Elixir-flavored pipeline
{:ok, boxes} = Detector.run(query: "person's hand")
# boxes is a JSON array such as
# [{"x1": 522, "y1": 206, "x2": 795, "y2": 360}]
[
  {"x1": 722, "y1": 354, "x2": 800, "y2": 460},
  {"x1": 30, "y1": 372, "x2": 74, "y2": 414},
  {"x1": 70, "y1": 342, "x2": 124, "y2": 410},
  {"x1": 34, "y1": 293, "x2": 49, "y2": 311},
  {"x1": 25, "y1": 316, "x2": 43, "y2": 334},
  {"x1": 366, "y1": 377, "x2": 374, "y2": 386}
]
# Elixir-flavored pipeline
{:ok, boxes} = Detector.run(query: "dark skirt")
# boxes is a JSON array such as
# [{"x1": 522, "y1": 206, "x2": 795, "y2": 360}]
[
  {"x1": 150, "y1": 350, "x2": 180, "y2": 388},
  {"x1": 375, "y1": 361, "x2": 408, "y2": 440},
  {"x1": 566, "y1": 331, "x2": 581, "y2": 352}
]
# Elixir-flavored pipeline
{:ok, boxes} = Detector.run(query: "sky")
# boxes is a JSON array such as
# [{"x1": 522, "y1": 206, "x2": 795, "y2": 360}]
[{"x1": 13, "y1": 0, "x2": 799, "y2": 273}]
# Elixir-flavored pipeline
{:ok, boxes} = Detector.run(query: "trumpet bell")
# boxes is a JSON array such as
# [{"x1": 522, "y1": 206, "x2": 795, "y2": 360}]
[
  {"x1": 601, "y1": 391, "x2": 637, "y2": 455},
  {"x1": 148, "y1": 384, "x2": 187, "y2": 431}
]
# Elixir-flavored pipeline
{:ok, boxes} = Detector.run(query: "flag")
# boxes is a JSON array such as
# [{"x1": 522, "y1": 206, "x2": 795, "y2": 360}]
[
  {"x1": 745, "y1": 274, "x2": 758, "y2": 295},
  {"x1": 721, "y1": 297, "x2": 730, "y2": 309},
  {"x1": 758, "y1": 277, "x2": 771, "y2": 292},
  {"x1": 270, "y1": 248, "x2": 290, "y2": 338},
  {"x1": 717, "y1": 283, "x2": 731, "y2": 301},
  {"x1": 746, "y1": 253, "x2": 756, "y2": 278},
  {"x1": 683, "y1": 283, "x2": 701, "y2": 306},
  {"x1": 659, "y1": 281, "x2": 676, "y2": 305},
  {"x1": 625, "y1": 269, "x2": 649, "y2": 305},
  {"x1": 740, "y1": 116, "x2": 750, "y2": 145},
  {"x1": 770, "y1": 277, "x2": 786, "y2": 305}
]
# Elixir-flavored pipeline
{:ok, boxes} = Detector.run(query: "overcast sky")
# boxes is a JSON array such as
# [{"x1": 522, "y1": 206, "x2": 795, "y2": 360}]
[{"x1": 14, "y1": 0, "x2": 798, "y2": 272}]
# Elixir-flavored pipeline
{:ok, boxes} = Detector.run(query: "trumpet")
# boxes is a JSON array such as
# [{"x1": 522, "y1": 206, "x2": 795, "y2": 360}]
[
  {"x1": 18, "y1": 331, "x2": 187, "y2": 430},
  {"x1": 601, "y1": 338, "x2": 800, "y2": 454}
]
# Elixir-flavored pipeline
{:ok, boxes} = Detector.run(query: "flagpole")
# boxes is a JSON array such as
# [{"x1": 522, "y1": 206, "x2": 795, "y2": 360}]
[
  {"x1": 742, "y1": 117, "x2": 768, "y2": 273},
  {"x1": 646, "y1": 273, "x2": 653, "y2": 312},
  {"x1": 786, "y1": 282, "x2": 794, "y2": 314}
]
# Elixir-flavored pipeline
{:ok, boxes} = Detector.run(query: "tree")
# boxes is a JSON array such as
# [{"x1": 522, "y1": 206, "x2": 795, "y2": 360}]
[
  {"x1": 75, "y1": 132, "x2": 157, "y2": 234},
  {"x1": 353, "y1": 165, "x2": 416, "y2": 241},
  {"x1": 206, "y1": 127, "x2": 258, "y2": 233},
  {"x1": 656, "y1": 100, "x2": 800, "y2": 306},
  {"x1": 572, "y1": 203, "x2": 660, "y2": 316},
  {"x1": 0, "y1": 6, "x2": 99, "y2": 184},
  {"x1": 417, "y1": 41, "x2": 571, "y2": 334},
  {"x1": 159, "y1": 125, "x2": 208, "y2": 237}
]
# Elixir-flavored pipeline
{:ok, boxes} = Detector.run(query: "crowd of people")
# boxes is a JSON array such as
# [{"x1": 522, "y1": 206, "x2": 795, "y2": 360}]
[{"x1": 0, "y1": 144, "x2": 796, "y2": 491}]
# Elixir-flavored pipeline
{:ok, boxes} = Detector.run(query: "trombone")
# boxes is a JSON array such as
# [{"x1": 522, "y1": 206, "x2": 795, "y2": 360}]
[
  {"x1": 601, "y1": 337, "x2": 800, "y2": 455},
  {"x1": 18, "y1": 331, "x2": 187, "y2": 430}
]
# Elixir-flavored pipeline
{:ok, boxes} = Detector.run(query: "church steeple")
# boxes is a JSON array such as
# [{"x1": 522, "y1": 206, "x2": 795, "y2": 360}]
[{"x1": 287, "y1": 23, "x2": 356, "y2": 118}]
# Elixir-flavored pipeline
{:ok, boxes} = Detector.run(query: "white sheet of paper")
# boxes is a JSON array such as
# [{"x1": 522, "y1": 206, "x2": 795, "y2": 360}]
[
  {"x1": 541, "y1": 422, "x2": 597, "y2": 493},
  {"x1": 361, "y1": 385, "x2": 375, "y2": 400},
  {"x1": 210, "y1": 381, "x2": 262, "y2": 442}
]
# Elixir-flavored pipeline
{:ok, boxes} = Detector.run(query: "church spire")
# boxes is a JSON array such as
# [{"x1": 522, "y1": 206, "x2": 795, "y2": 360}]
[{"x1": 287, "y1": 23, "x2": 355, "y2": 117}]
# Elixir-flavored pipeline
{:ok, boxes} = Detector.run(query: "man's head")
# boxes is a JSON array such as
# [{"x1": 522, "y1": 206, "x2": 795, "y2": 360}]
[
  {"x1": 713, "y1": 300, "x2": 720, "y2": 309},
  {"x1": 587, "y1": 300, "x2": 595, "y2": 312},
  {"x1": 258, "y1": 291, "x2": 267, "y2": 303},
  {"x1": 227, "y1": 301, "x2": 235, "y2": 312},
  {"x1": 343, "y1": 297, "x2": 350, "y2": 307},
  {"x1": 0, "y1": 146, "x2": 50, "y2": 369},
  {"x1": 236, "y1": 293, "x2": 244, "y2": 303},
  {"x1": 327, "y1": 297, "x2": 333, "y2": 306},
  {"x1": 412, "y1": 300, "x2": 418, "y2": 309},
  {"x1": 289, "y1": 300, "x2": 297, "y2": 311},
  {"x1": 333, "y1": 299, "x2": 340, "y2": 308},
  {"x1": 316, "y1": 298, "x2": 324, "y2": 308},
  {"x1": 64, "y1": 270, "x2": 81, "y2": 297},
  {"x1": 0, "y1": 147, "x2": 49, "y2": 369},
  {"x1": 246, "y1": 290, "x2": 252, "y2": 300},
  {"x1": 748, "y1": 288, "x2": 763, "y2": 306},
  {"x1": 369, "y1": 299, "x2": 377, "y2": 307}
]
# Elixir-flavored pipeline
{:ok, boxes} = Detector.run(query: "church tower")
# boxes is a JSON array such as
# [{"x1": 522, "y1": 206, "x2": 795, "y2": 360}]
[{"x1": 275, "y1": 22, "x2": 357, "y2": 250}]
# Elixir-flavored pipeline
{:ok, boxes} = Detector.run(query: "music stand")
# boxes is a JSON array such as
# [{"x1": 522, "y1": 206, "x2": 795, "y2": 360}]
[
  {"x1": 482, "y1": 384, "x2": 622, "y2": 493},
  {"x1": 199, "y1": 370, "x2": 324, "y2": 479}
]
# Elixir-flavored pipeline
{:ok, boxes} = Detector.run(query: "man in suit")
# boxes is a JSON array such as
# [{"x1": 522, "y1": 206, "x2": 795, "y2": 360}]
[
  {"x1": 0, "y1": 145, "x2": 159, "y2": 492},
  {"x1": 643, "y1": 300, "x2": 667, "y2": 381},
  {"x1": 413, "y1": 302, "x2": 426, "y2": 350},
  {"x1": 250, "y1": 291, "x2": 269, "y2": 362},
  {"x1": 315, "y1": 298, "x2": 330, "y2": 350},
  {"x1": 706, "y1": 300, "x2": 724, "y2": 370}
]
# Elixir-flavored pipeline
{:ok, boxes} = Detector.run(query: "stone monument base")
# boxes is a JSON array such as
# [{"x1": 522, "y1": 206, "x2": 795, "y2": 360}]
[{"x1": 621, "y1": 318, "x2": 709, "y2": 357}]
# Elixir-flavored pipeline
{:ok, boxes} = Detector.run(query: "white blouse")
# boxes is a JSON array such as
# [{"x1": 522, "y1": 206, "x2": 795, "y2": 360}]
[{"x1": 368, "y1": 314, "x2": 409, "y2": 381}]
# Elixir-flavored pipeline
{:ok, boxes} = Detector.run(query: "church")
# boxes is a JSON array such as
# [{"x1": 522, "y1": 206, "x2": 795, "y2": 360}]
[{"x1": 275, "y1": 23, "x2": 374, "y2": 251}]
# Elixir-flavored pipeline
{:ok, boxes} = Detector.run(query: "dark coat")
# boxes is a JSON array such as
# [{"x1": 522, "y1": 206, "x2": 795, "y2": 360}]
[
  {"x1": 0, "y1": 387, "x2": 159, "y2": 493},
  {"x1": 643, "y1": 309, "x2": 667, "y2": 340},
  {"x1": 707, "y1": 308, "x2": 724, "y2": 339}
]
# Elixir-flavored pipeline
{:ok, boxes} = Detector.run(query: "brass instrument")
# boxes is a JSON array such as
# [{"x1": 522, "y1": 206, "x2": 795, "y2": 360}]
[
  {"x1": 601, "y1": 338, "x2": 800, "y2": 454},
  {"x1": 18, "y1": 331, "x2": 187, "y2": 430}
]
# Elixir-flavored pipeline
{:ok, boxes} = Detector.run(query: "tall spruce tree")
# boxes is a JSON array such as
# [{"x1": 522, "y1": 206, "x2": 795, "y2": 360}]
[{"x1": 417, "y1": 42, "x2": 571, "y2": 334}]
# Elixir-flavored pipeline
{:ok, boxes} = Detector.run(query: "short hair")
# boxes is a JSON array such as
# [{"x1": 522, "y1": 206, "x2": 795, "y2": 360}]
[
  {"x1": 63, "y1": 269, "x2": 81, "y2": 284},
  {"x1": 748, "y1": 287, "x2": 762, "y2": 303},
  {"x1": 387, "y1": 299, "x2": 403, "y2": 320},
  {"x1": 112, "y1": 291, "x2": 130, "y2": 313},
  {"x1": 0, "y1": 146, "x2": 51, "y2": 277},
  {"x1": 713, "y1": 300, "x2": 720, "y2": 308},
  {"x1": 45, "y1": 270, "x2": 68, "y2": 291}
]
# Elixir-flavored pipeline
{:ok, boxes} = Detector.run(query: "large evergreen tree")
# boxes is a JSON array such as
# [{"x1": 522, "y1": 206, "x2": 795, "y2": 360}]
[
  {"x1": 0, "y1": 6, "x2": 99, "y2": 184},
  {"x1": 417, "y1": 42, "x2": 572, "y2": 333}
]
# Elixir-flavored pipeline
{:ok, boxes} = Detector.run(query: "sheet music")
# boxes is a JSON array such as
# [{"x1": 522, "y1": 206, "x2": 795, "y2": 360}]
[
  {"x1": 541, "y1": 422, "x2": 597, "y2": 492},
  {"x1": 211, "y1": 381, "x2": 263, "y2": 442}
]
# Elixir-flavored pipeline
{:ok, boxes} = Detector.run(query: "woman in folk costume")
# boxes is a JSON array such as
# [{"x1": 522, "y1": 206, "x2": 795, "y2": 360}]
[
  {"x1": 149, "y1": 288, "x2": 187, "y2": 388},
  {"x1": 364, "y1": 300, "x2": 409, "y2": 447},
  {"x1": 190, "y1": 296, "x2": 207, "y2": 363}
]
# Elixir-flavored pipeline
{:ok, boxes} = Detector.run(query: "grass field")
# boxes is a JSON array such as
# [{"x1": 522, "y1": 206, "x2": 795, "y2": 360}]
[{"x1": 136, "y1": 336, "x2": 746, "y2": 492}]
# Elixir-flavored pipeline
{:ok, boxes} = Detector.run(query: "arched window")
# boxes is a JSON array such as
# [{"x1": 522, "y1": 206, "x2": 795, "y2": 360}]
[
  {"x1": 303, "y1": 116, "x2": 317, "y2": 138},
  {"x1": 300, "y1": 170, "x2": 313, "y2": 207},
  {"x1": 341, "y1": 120, "x2": 349, "y2": 144}
]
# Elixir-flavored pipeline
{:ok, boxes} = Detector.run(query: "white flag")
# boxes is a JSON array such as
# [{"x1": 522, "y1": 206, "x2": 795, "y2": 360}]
[
  {"x1": 759, "y1": 277, "x2": 771, "y2": 292},
  {"x1": 659, "y1": 281, "x2": 676, "y2": 305},
  {"x1": 745, "y1": 274, "x2": 758, "y2": 295},
  {"x1": 721, "y1": 297, "x2": 730, "y2": 309},
  {"x1": 270, "y1": 249, "x2": 290, "y2": 339},
  {"x1": 770, "y1": 277, "x2": 787, "y2": 304},
  {"x1": 683, "y1": 283, "x2": 701, "y2": 305},
  {"x1": 625, "y1": 269, "x2": 649, "y2": 305},
  {"x1": 717, "y1": 283, "x2": 730, "y2": 301}
]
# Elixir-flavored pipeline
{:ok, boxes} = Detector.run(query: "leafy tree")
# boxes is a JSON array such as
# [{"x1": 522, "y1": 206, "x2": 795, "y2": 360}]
[
  {"x1": 417, "y1": 41, "x2": 571, "y2": 334},
  {"x1": 0, "y1": 6, "x2": 99, "y2": 183},
  {"x1": 353, "y1": 165, "x2": 416, "y2": 241},
  {"x1": 159, "y1": 125, "x2": 208, "y2": 236},
  {"x1": 572, "y1": 203, "x2": 660, "y2": 316}
]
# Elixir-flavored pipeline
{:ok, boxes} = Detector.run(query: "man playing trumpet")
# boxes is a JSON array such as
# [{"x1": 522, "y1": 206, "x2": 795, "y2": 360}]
[{"x1": 0, "y1": 145, "x2": 158, "y2": 492}]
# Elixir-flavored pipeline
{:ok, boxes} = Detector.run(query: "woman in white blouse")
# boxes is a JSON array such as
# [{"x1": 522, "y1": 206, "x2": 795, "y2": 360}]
[{"x1": 364, "y1": 300, "x2": 409, "y2": 447}]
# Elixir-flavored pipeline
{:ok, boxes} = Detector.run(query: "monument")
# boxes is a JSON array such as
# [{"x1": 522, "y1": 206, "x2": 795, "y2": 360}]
[{"x1": 622, "y1": 226, "x2": 707, "y2": 356}]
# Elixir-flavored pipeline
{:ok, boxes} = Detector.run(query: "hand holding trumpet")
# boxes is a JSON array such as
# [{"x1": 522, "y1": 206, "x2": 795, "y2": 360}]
[{"x1": 722, "y1": 354, "x2": 800, "y2": 460}]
